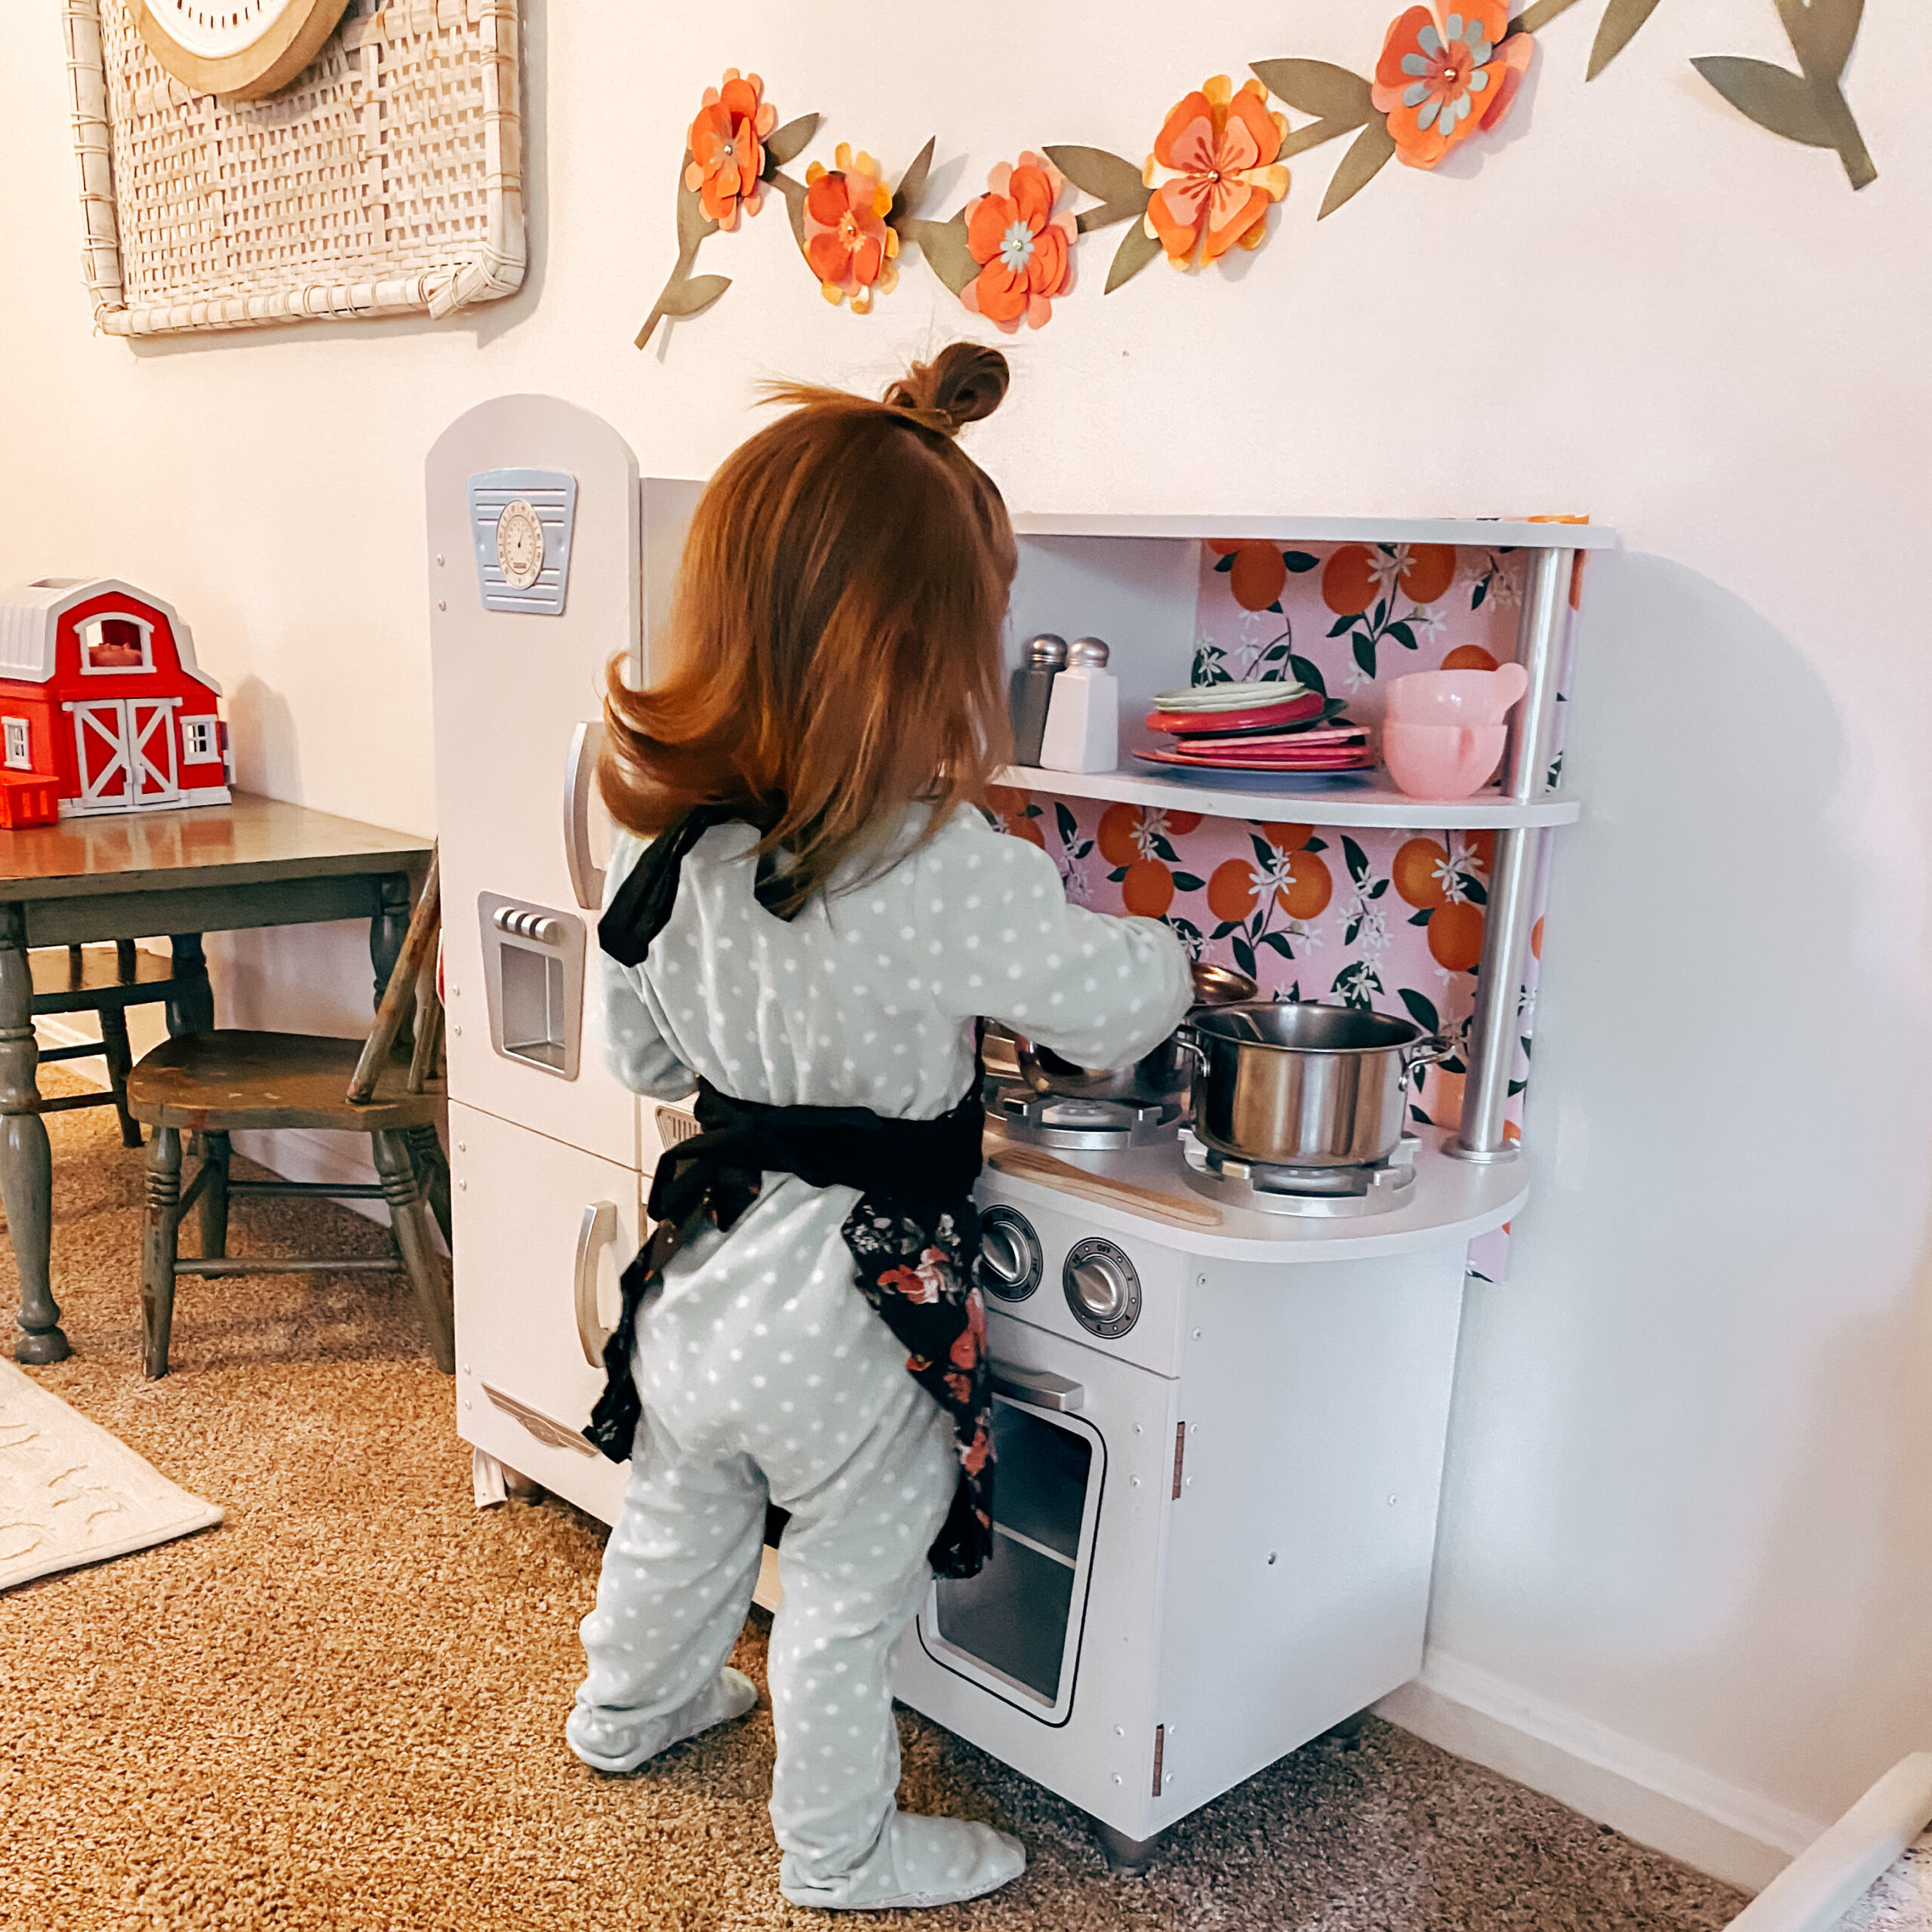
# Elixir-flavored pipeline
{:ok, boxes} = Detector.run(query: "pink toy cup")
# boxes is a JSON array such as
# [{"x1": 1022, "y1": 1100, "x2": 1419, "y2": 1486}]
[
  {"x1": 1383, "y1": 721, "x2": 1509, "y2": 801},
  {"x1": 1386, "y1": 661, "x2": 1528, "y2": 725}
]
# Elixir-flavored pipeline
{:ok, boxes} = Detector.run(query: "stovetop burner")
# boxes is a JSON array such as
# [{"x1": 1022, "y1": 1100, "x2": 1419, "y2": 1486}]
[
  {"x1": 1179, "y1": 1127, "x2": 1420, "y2": 1217},
  {"x1": 987, "y1": 1084, "x2": 1184, "y2": 1152}
]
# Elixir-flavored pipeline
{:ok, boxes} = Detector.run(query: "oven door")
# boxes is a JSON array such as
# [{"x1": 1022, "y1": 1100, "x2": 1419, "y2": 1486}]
[{"x1": 913, "y1": 1361, "x2": 1106, "y2": 1727}]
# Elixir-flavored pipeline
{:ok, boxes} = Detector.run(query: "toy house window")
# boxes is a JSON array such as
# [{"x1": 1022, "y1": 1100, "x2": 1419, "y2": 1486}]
[
  {"x1": 2, "y1": 719, "x2": 29, "y2": 771},
  {"x1": 78, "y1": 614, "x2": 152, "y2": 673},
  {"x1": 181, "y1": 717, "x2": 217, "y2": 763}
]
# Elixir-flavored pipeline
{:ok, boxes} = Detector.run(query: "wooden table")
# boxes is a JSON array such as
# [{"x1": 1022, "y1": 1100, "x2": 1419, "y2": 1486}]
[{"x1": 1, "y1": 794, "x2": 433, "y2": 1364}]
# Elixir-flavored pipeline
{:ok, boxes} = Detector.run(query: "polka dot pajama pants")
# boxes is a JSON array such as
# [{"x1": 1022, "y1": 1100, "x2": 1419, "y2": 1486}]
[{"x1": 567, "y1": 1361, "x2": 957, "y2": 1889}]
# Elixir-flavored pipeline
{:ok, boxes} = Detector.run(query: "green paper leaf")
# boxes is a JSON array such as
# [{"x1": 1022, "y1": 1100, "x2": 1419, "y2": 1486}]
[
  {"x1": 1691, "y1": 56, "x2": 1837, "y2": 147},
  {"x1": 1105, "y1": 218, "x2": 1164, "y2": 294},
  {"x1": 1587, "y1": 0, "x2": 1665, "y2": 80},
  {"x1": 1511, "y1": 0, "x2": 1586, "y2": 31},
  {"x1": 1249, "y1": 58, "x2": 1373, "y2": 125},
  {"x1": 1044, "y1": 144, "x2": 1149, "y2": 212},
  {"x1": 675, "y1": 171, "x2": 717, "y2": 257},
  {"x1": 658, "y1": 273, "x2": 731, "y2": 319},
  {"x1": 771, "y1": 171, "x2": 810, "y2": 251},
  {"x1": 764, "y1": 112, "x2": 820, "y2": 169},
  {"x1": 1319, "y1": 118, "x2": 1398, "y2": 219},
  {"x1": 889, "y1": 136, "x2": 937, "y2": 226},
  {"x1": 1777, "y1": 0, "x2": 1861, "y2": 79},
  {"x1": 900, "y1": 213, "x2": 979, "y2": 297}
]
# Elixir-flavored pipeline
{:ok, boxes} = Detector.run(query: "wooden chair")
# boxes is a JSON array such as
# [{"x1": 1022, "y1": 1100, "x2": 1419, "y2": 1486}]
[
  {"x1": 29, "y1": 940, "x2": 203, "y2": 1147},
  {"x1": 125, "y1": 848, "x2": 453, "y2": 1379}
]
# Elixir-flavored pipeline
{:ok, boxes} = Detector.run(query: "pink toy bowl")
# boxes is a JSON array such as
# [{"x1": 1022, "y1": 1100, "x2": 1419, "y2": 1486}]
[
  {"x1": 1386, "y1": 660, "x2": 1528, "y2": 725},
  {"x1": 1383, "y1": 721, "x2": 1508, "y2": 801}
]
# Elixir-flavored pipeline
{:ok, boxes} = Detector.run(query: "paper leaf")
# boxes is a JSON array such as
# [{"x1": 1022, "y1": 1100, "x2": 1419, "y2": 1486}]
[
  {"x1": 1318, "y1": 118, "x2": 1398, "y2": 218},
  {"x1": 1104, "y1": 218, "x2": 1164, "y2": 294},
  {"x1": 1690, "y1": 56, "x2": 1838, "y2": 147},
  {"x1": 771, "y1": 171, "x2": 810, "y2": 251},
  {"x1": 1586, "y1": 0, "x2": 1664, "y2": 79},
  {"x1": 890, "y1": 137, "x2": 937, "y2": 226},
  {"x1": 900, "y1": 214, "x2": 979, "y2": 297},
  {"x1": 1044, "y1": 144, "x2": 1149, "y2": 211},
  {"x1": 675, "y1": 171, "x2": 716, "y2": 257},
  {"x1": 763, "y1": 112, "x2": 820, "y2": 169},
  {"x1": 1510, "y1": 0, "x2": 1586, "y2": 31},
  {"x1": 1248, "y1": 59, "x2": 1373, "y2": 127},
  {"x1": 659, "y1": 273, "x2": 731, "y2": 318},
  {"x1": 1777, "y1": 0, "x2": 1860, "y2": 78}
]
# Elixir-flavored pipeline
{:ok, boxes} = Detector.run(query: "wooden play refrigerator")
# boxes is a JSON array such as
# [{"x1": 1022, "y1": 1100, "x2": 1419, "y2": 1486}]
[{"x1": 425, "y1": 394, "x2": 1610, "y2": 1866}]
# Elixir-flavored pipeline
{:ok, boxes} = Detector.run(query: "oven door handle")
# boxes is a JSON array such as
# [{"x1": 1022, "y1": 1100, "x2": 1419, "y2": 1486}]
[
  {"x1": 574, "y1": 1199, "x2": 619, "y2": 1367},
  {"x1": 563, "y1": 719, "x2": 605, "y2": 911},
  {"x1": 989, "y1": 1360, "x2": 1084, "y2": 1412}
]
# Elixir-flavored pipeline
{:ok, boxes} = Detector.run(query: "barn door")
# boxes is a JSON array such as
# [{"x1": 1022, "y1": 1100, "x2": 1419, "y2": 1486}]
[
  {"x1": 128, "y1": 700, "x2": 179, "y2": 802},
  {"x1": 72, "y1": 701, "x2": 131, "y2": 808},
  {"x1": 72, "y1": 700, "x2": 178, "y2": 811}
]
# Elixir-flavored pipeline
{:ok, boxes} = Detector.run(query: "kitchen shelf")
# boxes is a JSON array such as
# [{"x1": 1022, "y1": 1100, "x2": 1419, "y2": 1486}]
[
  {"x1": 1009, "y1": 512, "x2": 1618, "y2": 550},
  {"x1": 984, "y1": 1130, "x2": 1528, "y2": 1264},
  {"x1": 994, "y1": 764, "x2": 1581, "y2": 831}
]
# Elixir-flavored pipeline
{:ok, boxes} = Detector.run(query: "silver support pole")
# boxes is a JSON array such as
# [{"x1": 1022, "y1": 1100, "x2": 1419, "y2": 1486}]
[{"x1": 1448, "y1": 546, "x2": 1574, "y2": 1161}]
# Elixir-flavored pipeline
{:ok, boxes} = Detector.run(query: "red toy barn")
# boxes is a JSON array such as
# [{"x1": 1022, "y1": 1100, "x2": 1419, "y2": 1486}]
[{"x1": 0, "y1": 578, "x2": 232, "y2": 828}]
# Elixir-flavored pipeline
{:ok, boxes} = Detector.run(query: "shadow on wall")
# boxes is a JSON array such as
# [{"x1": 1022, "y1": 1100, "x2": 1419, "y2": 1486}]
[
  {"x1": 1424, "y1": 552, "x2": 1932, "y2": 1828},
  {"x1": 224, "y1": 674, "x2": 300, "y2": 801}
]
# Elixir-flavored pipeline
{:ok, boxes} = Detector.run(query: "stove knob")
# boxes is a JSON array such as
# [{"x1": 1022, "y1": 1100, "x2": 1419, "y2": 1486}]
[
  {"x1": 978, "y1": 1206, "x2": 1041, "y2": 1301},
  {"x1": 1062, "y1": 1237, "x2": 1142, "y2": 1338}
]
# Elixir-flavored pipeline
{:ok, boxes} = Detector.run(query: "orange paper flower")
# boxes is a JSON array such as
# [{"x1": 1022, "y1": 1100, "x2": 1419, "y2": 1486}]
[
  {"x1": 1371, "y1": 4, "x2": 1532, "y2": 170},
  {"x1": 1142, "y1": 75, "x2": 1289, "y2": 269},
  {"x1": 961, "y1": 152, "x2": 1076, "y2": 331},
  {"x1": 803, "y1": 144, "x2": 899, "y2": 312},
  {"x1": 684, "y1": 69, "x2": 777, "y2": 230}
]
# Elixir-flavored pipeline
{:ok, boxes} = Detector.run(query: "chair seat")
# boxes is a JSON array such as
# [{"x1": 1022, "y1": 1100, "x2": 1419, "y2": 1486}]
[
  {"x1": 126, "y1": 1030, "x2": 443, "y2": 1133},
  {"x1": 31, "y1": 946, "x2": 185, "y2": 1014}
]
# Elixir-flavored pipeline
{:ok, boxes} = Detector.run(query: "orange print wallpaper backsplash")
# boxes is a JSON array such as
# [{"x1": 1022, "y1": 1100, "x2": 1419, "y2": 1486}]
[{"x1": 989, "y1": 540, "x2": 1570, "y2": 1281}]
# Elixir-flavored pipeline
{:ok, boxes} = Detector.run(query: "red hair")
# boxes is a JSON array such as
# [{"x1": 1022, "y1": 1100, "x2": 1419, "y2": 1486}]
[{"x1": 598, "y1": 343, "x2": 1016, "y2": 915}]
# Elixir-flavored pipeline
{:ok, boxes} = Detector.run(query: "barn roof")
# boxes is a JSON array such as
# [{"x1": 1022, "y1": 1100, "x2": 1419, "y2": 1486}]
[{"x1": 0, "y1": 578, "x2": 221, "y2": 694}]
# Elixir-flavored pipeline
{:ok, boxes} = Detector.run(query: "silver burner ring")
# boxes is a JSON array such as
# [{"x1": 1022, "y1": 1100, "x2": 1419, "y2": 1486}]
[{"x1": 1178, "y1": 1127, "x2": 1418, "y2": 1218}]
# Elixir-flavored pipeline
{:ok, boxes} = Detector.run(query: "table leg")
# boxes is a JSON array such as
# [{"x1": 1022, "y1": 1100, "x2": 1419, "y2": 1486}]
[
  {"x1": 0, "y1": 903, "x2": 63, "y2": 1365},
  {"x1": 166, "y1": 934, "x2": 215, "y2": 1037},
  {"x1": 372, "y1": 872, "x2": 416, "y2": 1049}
]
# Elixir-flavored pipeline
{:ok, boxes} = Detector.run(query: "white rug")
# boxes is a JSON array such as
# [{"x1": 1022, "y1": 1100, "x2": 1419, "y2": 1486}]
[
  {"x1": 1840, "y1": 1833, "x2": 1932, "y2": 1930},
  {"x1": 0, "y1": 1359, "x2": 222, "y2": 1589}
]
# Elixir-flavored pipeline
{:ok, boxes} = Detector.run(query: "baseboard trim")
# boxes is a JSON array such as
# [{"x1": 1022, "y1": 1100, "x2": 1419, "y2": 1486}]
[{"x1": 1375, "y1": 1653, "x2": 1826, "y2": 1895}]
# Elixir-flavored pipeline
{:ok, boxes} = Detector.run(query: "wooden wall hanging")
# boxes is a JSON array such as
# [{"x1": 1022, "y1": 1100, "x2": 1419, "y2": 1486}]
[{"x1": 64, "y1": 0, "x2": 525, "y2": 338}]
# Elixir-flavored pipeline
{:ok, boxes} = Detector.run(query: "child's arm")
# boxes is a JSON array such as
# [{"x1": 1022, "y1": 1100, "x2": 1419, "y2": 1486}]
[
  {"x1": 940, "y1": 814, "x2": 1193, "y2": 1069},
  {"x1": 601, "y1": 832, "x2": 700, "y2": 1099}
]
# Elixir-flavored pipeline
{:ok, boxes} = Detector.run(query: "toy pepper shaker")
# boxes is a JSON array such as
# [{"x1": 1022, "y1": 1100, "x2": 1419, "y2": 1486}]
[
  {"x1": 1038, "y1": 637, "x2": 1118, "y2": 774},
  {"x1": 1008, "y1": 633, "x2": 1067, "y2": 767}
]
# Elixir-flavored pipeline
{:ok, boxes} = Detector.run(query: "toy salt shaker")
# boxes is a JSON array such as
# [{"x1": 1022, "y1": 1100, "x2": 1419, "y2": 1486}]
[
  {"x1": 1008, "y1": 633, "x2": 1067, "y2": 767},
  {"x1": 1038, "y1": 636, "x2": 1118, "y2": 774}
]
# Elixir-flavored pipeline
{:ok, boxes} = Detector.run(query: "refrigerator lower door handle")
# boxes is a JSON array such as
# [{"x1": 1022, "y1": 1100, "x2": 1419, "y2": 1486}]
[
  {"x1": 564, "y1": 719, "x2": 605, "y2": 910},
  {"x1": 574, "y1": 1198, "x2": 619, "y2": 1367}
]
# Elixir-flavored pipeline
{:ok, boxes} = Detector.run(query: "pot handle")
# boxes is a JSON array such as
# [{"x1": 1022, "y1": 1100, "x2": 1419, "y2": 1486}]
[{"x1": 1402, "y1": 1033, "x2": 1453, "y2": 1073}]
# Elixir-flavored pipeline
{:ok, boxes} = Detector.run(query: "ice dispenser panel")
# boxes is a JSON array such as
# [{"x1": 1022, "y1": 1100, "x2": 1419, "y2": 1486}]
[{"x1": 478, "y1": 891, "x2": 586, "y2": 1080}]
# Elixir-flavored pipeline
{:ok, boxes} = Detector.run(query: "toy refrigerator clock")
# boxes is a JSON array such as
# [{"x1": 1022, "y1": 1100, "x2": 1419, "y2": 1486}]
[{"x1": 126, "y1": 0, "x2": 353, "y2": 99}]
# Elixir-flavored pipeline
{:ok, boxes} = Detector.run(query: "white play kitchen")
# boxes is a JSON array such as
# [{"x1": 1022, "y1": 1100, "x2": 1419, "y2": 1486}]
[{"x1": 426, "y1": 395, "x2": 1612, "y2": 1869}]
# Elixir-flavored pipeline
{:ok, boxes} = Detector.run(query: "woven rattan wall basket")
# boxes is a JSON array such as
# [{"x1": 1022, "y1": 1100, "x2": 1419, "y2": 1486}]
[{"x1": 65, "y1": 0, "x2": 524, "y2": 337}]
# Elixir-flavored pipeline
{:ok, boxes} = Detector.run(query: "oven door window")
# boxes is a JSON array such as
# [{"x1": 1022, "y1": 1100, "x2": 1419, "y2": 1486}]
[{"x1": 920, "y1": 1393, "x2": 1104, "y2": 1726}]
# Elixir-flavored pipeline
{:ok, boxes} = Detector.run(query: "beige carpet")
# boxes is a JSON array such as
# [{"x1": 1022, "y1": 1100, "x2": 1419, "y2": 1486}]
[{"x1": 0, "y1": 1075, "x2": 1749, "y2": 1931}]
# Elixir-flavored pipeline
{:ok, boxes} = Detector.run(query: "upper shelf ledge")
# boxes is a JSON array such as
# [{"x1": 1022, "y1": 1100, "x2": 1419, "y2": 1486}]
[
  {"x1": 993, "y1": 764, "x2": 1581, "y2": 830},
  {"x1": 1008, "y1": 512, "x2": 1619, "y2": 550}
]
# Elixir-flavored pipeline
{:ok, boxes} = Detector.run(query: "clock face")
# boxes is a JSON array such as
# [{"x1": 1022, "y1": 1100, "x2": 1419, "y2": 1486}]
[
  {"x1": 495, "y1": 501, "x2": 546, "y2": 591},
  {"x1": 128, "y1": 0, "x2": 354, "y2": 100}
]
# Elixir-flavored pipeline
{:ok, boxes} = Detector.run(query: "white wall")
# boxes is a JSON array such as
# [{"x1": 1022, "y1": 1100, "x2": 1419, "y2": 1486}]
[{"x1": 2, "y1": 0, "x2": 1927, "y2": 1891}]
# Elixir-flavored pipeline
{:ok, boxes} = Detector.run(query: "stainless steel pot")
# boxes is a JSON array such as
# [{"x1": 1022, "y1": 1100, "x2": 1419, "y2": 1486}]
[
  {"x1": 1008, "y1": 961, "x2": 1257, "y2": 1107},
  {"x1": 1183, "y1": 1001, "x2": 1448, "y2": 1169}
]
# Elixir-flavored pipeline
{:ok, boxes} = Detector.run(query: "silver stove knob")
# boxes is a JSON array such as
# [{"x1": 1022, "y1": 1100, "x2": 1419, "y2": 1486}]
[
  {"x1": 981, "y1": 1224, "x2": 1026, "y2": 1289},
  {"x1": 1069, "y1": 1255, "x2": 1128, "y2": 1322}
]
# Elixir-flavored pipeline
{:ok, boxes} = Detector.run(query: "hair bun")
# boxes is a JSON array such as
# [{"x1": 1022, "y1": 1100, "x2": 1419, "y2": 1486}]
[{"x1": 885, "y1": 343, "x2": 1010, "y2": 438}]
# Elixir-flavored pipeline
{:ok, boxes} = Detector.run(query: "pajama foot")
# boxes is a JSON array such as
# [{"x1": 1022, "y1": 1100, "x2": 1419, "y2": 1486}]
[
  {"x1": 567, "y1": 1666, "x2": 758, "y2": 1774},
  {"x1": 779, "y1": 1810, "x2": 1026, "y2": 1912}
]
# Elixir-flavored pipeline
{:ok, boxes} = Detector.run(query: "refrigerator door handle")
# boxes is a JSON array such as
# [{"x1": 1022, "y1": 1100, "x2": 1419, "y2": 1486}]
[
  {"x1": 564, "y1": 719, "x2": 605, "y2": 910},
  {"x1": 574, "y1": 1198, "x2": 620, "y2": 1367}
]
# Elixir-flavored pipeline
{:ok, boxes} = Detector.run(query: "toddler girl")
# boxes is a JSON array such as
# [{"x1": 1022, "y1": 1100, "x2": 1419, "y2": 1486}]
[{"x1": 567, "y1": 343, "x2": 1191, "y2": 1911}]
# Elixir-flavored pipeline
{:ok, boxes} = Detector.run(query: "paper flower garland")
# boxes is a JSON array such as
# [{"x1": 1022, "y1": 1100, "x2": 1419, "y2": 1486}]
[
  {"x1": 1371, "y1": 5, "x2": 1531, "y2": 170},
  {"x1": 635, "y1": 8, "x2": 1878, "y2": 352},
  {"x1": 1143, "y1": 77, "x2": 1290, "y2": 266},
  {"x1": 804, "y1": 146, "x2": 899, "y2": 311},
  {"x1": 961, "y1": 154, "x2": 1076, "y2": 330}
]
